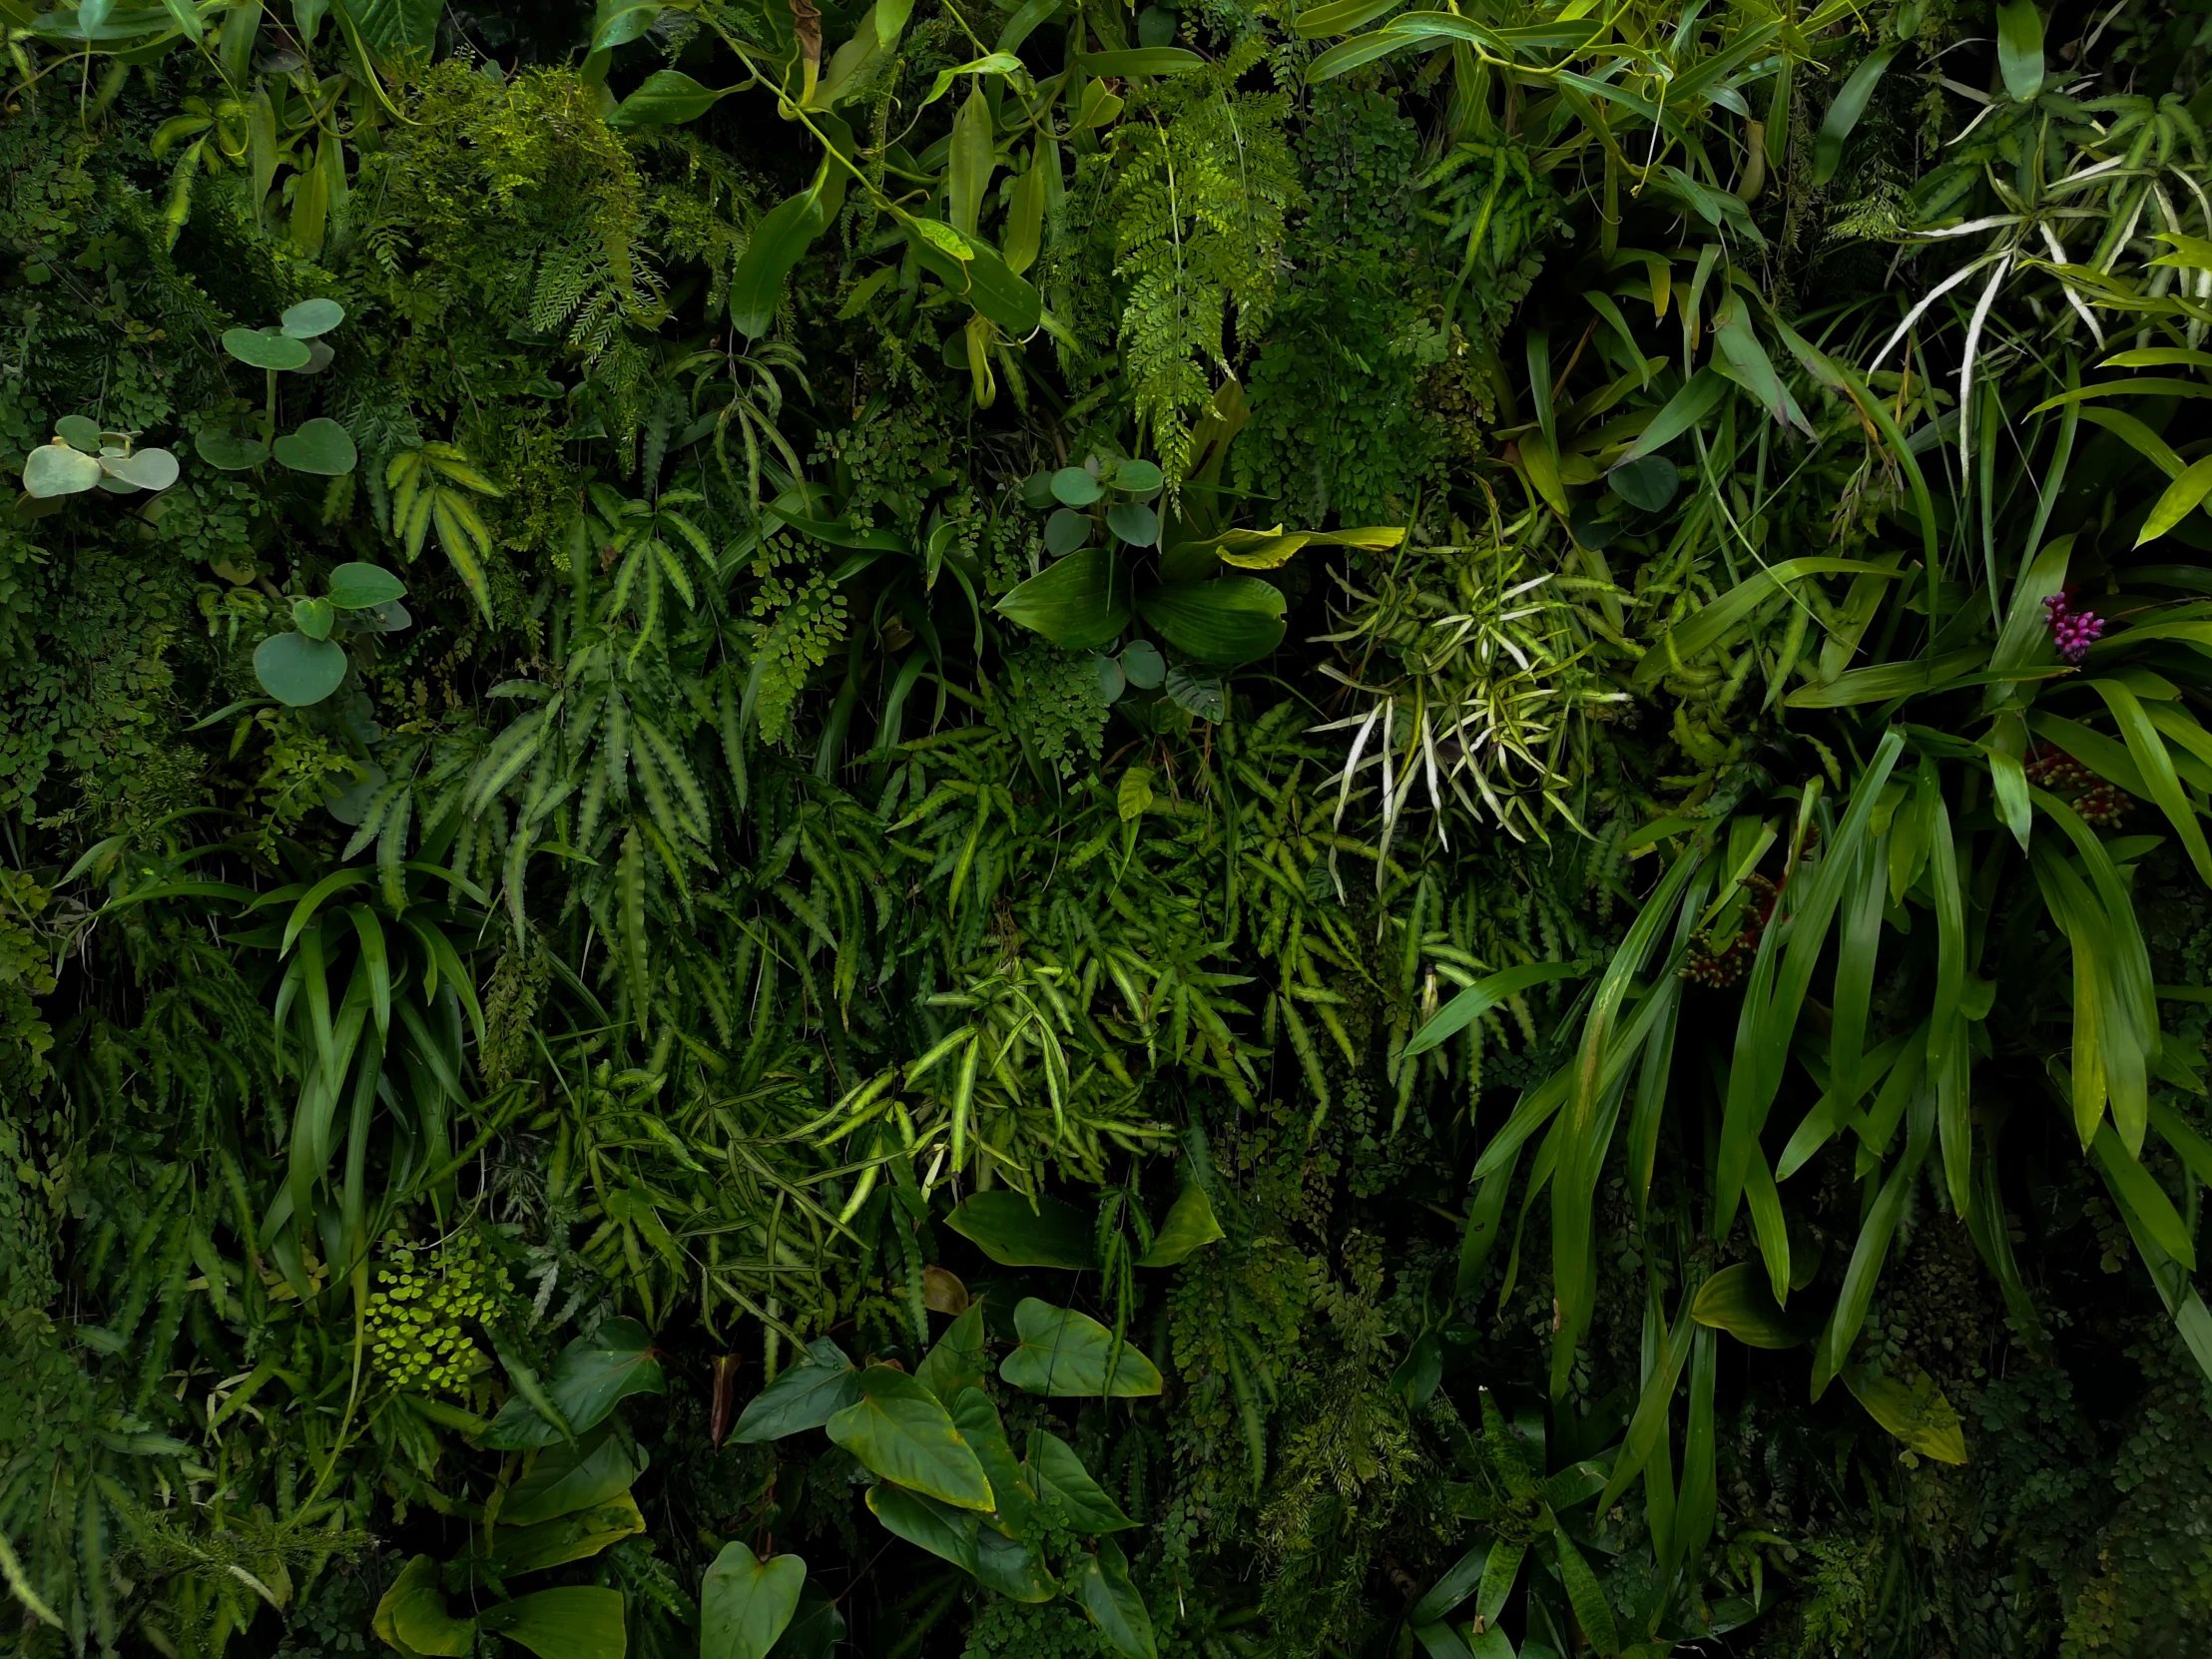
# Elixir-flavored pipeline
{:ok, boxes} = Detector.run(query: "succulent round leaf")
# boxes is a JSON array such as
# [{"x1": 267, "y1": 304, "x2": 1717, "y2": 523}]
[
  {"x1": 196, "y1": 431, "x2": 271, "y2": 471},
  {"x1": 1095, "y1": 654, "x2": 1127, "y2": 704},
  {"x1": 54, "y1": 414, "x2": 103, "y2": 453},
  {"x1": 1045, "y1": 508, "x2": 1093, "y2": 555},
  {"x1": 1050, "y1": 466, "x2": 1103, "y2": 506},
  {"x1": 1118, "y1": 640, "x2": 1166, "y2": 690},
  {"x1": 99, "y1": 447, "x2": 180, "y2": 492},
  {"x1": 22, "y1": 442, "x2": 102, "y2": 497},
  {"x1": 325, "y1": 563, "x2": 407, "y2": 610},
  {"x1": 272, "y1": 417, "x2": 357, "y2": 476},
  {"x1": 291, "y1": 597, "x2": 335, "y2": 641},
  {"x1": 222, "y1": 327, "x2": 312, "y2": 370},
  {"x1": 1107, "y1": 501, "x2": 1160, "y2": 547},
  {"x1": 279, "y1": 296, "x2": 345, "y2": 338},
  {"x1": 1110, "y1": 459, "x2": 1164, "y2": 495},
  {"x1": 255, "y1": 632, "x2": 347, "y2": 706}
]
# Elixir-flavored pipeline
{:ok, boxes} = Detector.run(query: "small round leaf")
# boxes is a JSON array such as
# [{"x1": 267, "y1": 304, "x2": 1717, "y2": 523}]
[
  {"x1": 325, "y1": 563, "x2": 407, "y2": 610},
  {"x1": 1044, "y1": 508, "x2": 1092, "y2": 556},
  {"x1": 1111, "y1": 459, "x2": 1164, "y2": 495},
  {"x1": 99, "y1": 447, "x2": 181, "y2": 492},
  {"x1": 279, "y1": 296, "x2": 345, "y2": 338},
  {"x1": 196, "y1": 431, "x2": 271, "y2": 471},
  {"x1": 357, "y1": 599, "x2": 413, "y2": 634},
  {"x1": 22, "y1": 443, "x2": 102, "y2": 497},
  {"x1": 288, "y1": 339, "x2": 336, "y2": 375},
  {"x1": 271, "y1": 417, "x2": 357, "y2": 476},
  {"x1": 1107, "y1": 501, "x2": 1160, "y2": 547},
  {"x1": 222, "y1": 327, "x2": 312, "y2": 371},
  {"x1": 323, "y1": 762, "x2": 388, "y2": 828},
  {"x1": 55, "y1": 414, "x2": 103, "y2": 453},
  {"x1": 1608, "y1": 454, "x2": 1679, "y2": 512},
  {"x1": 1050, "y1": 466, "x2": 1103, "y2": 506},
  {"x1": 254, "y1": 631, "x2": 347, "y2": 706},
  {"x1": 291, "y1": 596, "x2": 335, "y2": 640},
  {"x1": 1019, "y1": 471, "x2": 1058, "y2": 509},
  {"x1": 1118, "y1": 639, "x2": 1166, "y2": 690},
  {"x1": 1095, "y1": 654, "x2": 1127, "y2": 704}
]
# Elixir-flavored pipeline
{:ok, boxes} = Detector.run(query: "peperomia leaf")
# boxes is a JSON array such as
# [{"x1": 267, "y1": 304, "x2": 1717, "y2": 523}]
[
  {"x1": 273, "y1": 418, "x2": 357, "y2": 476},
  {"x1": 279, "y1": 297, "x2": 345, "y2": 338},
  {"x1": 254, "y1": 632, "x2": 347, "y2": 706},
  {"x1": 223, "y1": 327, "x2": 312, "y2": 371},
  {"x1": 325, "y1": 564, "x2": 407, "y2": 610},
  {"x1": 21, "y1": 444, "x2": 102, "y2": 498}
]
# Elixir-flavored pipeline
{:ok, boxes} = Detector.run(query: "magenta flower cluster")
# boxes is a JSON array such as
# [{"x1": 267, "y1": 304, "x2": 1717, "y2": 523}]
[{"x1": 2044, "y1": 591, "x2": 2105, "y2": 664}]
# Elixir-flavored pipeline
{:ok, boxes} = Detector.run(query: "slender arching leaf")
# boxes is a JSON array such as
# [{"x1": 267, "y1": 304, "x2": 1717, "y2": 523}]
[{"x1": 732, "y1": 189, "x2": 830, "y2": 339}]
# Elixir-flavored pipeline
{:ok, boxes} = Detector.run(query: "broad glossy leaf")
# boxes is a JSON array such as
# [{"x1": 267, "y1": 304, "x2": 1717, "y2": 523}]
[
  {"x1": 255, "y1": 632, "x2": 347, "y2": 707},
  {"x1": 733, "y1": 190, "x2": 830, "y2": 339},
  {"x1": 975, "y1": 1526, "x2": 1058, "y2": 1602},
  {"x1": 733, "y1": 1338, "x2": 861, "y2": 1441},
  {"x1": 503, "y1": 1429, "x2": 644, "y2": 1526},
  {"x1": 97, "y1": 447, "x2": 179, "y2": 491},
  {"x1": 347, "y1": 0, "x2": 440, "y2": 50},
  {"x1": 1134, "y1": 1182, "x2": 1223, "y2": 1266},
  {"x1": 273, "y1": 418, "x2": 357, "y2": 476},
  {"x1": 1137, "y1": 577, "x2": 1287, "y2": 667},
  {"x1": 326, "y1": 563, "x2": 407, "y2": 610},
  {"x1": 196, "y1": 431, "x2": 270, "y2": 471},
  {"x1": 475, "y1": 1587, "x2": 629, "y2": 1659},
  {"x1": 864, "y1": 1480, "x2": 978, "y2": 1573},
  {"x1": 456, "y1": 1492, "x2": 645, "y2": 1583},
  {"x1": 22, "y1": 444, "x2": 101, "y2": 497},
  {"x1": 1691, "y1": 1262, "x2": 1812, "y2": 1349},
  {"x1": 994, "y1": 550, "x2": 1132, "y2": 652},
  {"x1": 827, "y1": 1366, "x2": 994, "y2": 1509},
  {"x1": 1844, "y1": 1370, "x2": 1966, "y2": 1463},
  {"x1": 947, "y1": 1190, "x2": 1098, "y2": 1267},
  {"x1": 223, "y1": 327, "x2": 312, "y2": 370},
  {"x1": 610, "y1": 69, "x2": 732, "y2": 128},
  {"x1": 999, "y1": 1298, "x2": 1163, "y2": 1397},
  {"x1": 701, "y1": 1541, "x2": 807, "y2": 1659},
  {"x1": 1074, "y1": 1538, "x2": 1156, "y2": 1659},
  {"x1": 1031, "y1": 1430, "x2": 1137, "y2": 1530},
  {"x1": 374, "y1": 1556, "x2": 475, "y2": 1656},
  {"x1": 951, "y1": 1388, "x2": 1033, "y2": 1529},
  {"x1": 482, "y1": 1319, "x2": 666, "y2": 1449},
  {"x1": 904, "y1": 221, "x2": 1041, "y2": 334},
  {"x1": 766, "y1": 1588, "x2": 843, "y2": 1659},
  {"x1": 914, "y1": 1302, "x2": 988, "y2": 1406},
  {"x1": 280, "y1": 296, "x2": 345, "y2": 338}
]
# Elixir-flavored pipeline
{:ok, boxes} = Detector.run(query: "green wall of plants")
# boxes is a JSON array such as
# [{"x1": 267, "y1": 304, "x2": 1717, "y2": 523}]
[{"x1": 8, "y1": 0, "x2": 2212, "y2": 1655}]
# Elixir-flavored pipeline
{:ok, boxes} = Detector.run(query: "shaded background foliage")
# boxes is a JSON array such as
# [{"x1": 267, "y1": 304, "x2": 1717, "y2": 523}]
[{"x1": 8, "y1": 0, "x2": 2212, "y2": 1656}]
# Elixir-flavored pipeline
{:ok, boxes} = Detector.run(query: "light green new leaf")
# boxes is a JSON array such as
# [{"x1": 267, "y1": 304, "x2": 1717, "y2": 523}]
[
  {"x1": 827, "y1": 1366, "x2": 995, "y2": 1509},
  {"x1": 701, "y1": 1542, "x2": 806, "y2": 1659}
]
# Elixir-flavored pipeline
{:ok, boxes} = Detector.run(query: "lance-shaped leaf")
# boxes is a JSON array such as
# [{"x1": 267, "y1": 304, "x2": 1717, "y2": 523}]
[
  {"x1": 1074, "y1": 1537, "x2": 1156, "y2": 1659},
  {"x1": 1029, "y1": 1430, "x2": 1137, "y2": 1530},
  {"x1": 733, "y1": 188, "x2": 830, "y2": 339}
]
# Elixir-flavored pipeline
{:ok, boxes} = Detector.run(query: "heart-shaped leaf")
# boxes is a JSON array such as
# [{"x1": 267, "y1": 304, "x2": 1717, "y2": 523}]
[
  {"x1": 196, "y1": 431, "x2": 271, "y2": 471},
  {"x1": 254, "y1": 632, "x2": 347, "y2": 706},
  {"x1": 826, "y1": 1366, "x2": 994, "y2": 1510},
  {"x1": 22, "y1": 443, "x2": 102, "y2": 497},
  {"x1": 98, "y1": 447, "x2": 180, "y2": 492},
  {"x1": 223, "y1": 327, "x2": 312, "y2": 370},
  {"x1": 291, "y1": 597, "x2": 335, "y2": 640},
  {"x1": 945, "y1": 1191, "x2": 1099, "y2": 1268},
  {"x1": 733, "y1": 1338, "x2": 861, "y2": 1442},
  {"x1": 273, "y1": 417, "x2": 357, "y2": 476},
  {"x1": 1135, "y1": 1181, "x2": 1224, "y2": 1266},
  {"x1": 325, "y1": 563, "x2": 407, "y2": 610},
  {"x1": 999, "y1": 1299, "x2": 1163, "y2": 1397},
  {"x1": 279, "y1": 296, "x2": 345, "y2": 338},
  {"x1": 864, "y1": 1481, "x2": 979, "y2": 1574},
  {"x1": 481, "y1": 1318, "x2": 667, "y2": 1449},
  {"x1": 701, "y1": 1541, "x2": 807, "y2": 1659}
]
